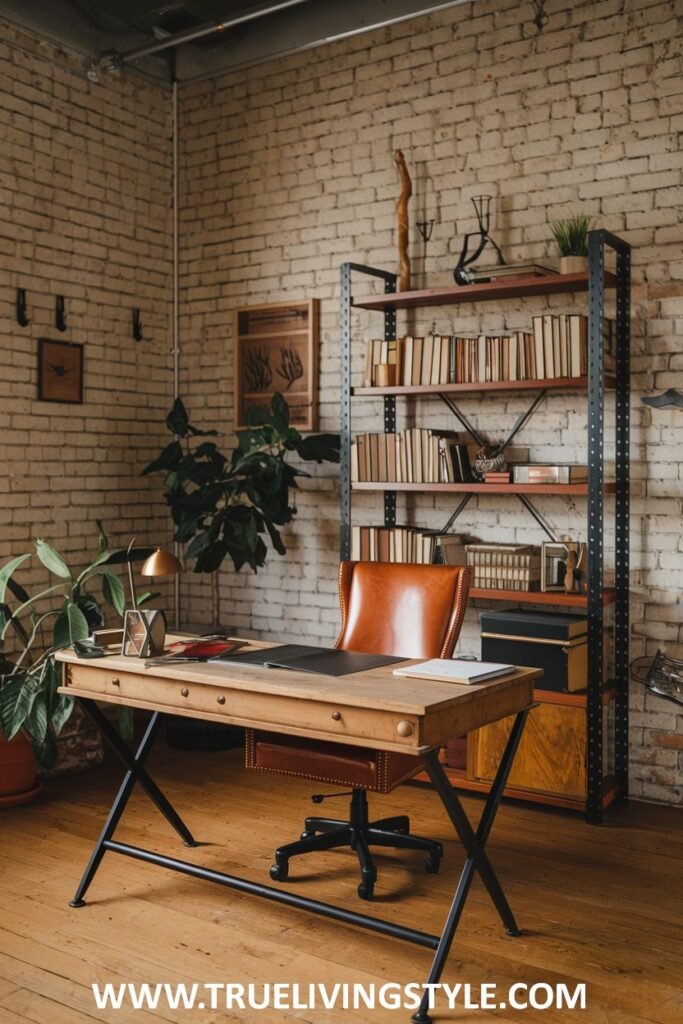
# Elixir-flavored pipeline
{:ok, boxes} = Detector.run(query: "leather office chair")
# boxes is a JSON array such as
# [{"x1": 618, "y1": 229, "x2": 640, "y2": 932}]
[{"x1": 245, "y1": 560, "x2": 472, "y2": 900}]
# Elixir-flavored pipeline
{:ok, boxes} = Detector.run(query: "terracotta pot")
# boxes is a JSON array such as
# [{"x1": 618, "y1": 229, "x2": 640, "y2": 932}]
[
  {"x1": 0, "y1": 731, "x2": 42, "y2": 807},
  {"x1": 560, "y1": 255, "x2": 588, "y2": 275}
]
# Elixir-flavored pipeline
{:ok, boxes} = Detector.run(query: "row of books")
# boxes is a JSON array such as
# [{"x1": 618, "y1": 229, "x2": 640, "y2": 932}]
[
  {"x1": 350, "y1": 527, "x2": 466, "y2": 565},
  {"x1": 466, "y1": 543, "x2": 541, "y2": 592},
  {"x1": 351, "y1": 429, "x2": 474, "y2": 484},
  {"x1": 362, "y1": 315, "x2": 616, "y2": 387}
]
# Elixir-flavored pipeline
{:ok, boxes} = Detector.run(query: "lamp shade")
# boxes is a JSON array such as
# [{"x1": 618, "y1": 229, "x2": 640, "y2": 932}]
[{"x1": 141, "y1": 547, "x2": 183, "y2": 577}]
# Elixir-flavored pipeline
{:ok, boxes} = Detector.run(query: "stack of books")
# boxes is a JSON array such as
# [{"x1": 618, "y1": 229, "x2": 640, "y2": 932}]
[
  {"x1": 351, "y1": 429, "x2": 474, "y2": 484},
  {"x1": 465, "y1": 543, "x2": 542, "y2": 592},
  {"x1": 362, "y1": 317, "x2": 616, "y2": 388},
  {"x1": 512, "y1": 465, "x2": 588, "y2": 484},
  {"x1": 350, "y1": 527, "x2": 466, "y2": 565}
]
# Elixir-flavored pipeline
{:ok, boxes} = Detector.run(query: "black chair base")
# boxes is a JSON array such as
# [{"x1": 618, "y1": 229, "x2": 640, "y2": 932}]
[{"x1": 269, "y1": 789, "x2": 442, "y2": 900}]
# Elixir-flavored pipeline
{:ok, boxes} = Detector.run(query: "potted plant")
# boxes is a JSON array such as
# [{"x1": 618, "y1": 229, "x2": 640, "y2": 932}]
[
  {"x1": 0, "y1": 529, "x2": 152, "y2": 805},
  {"x1": 142, "y1": 394, "x2": 340, "y2": 750},
  {"x1": 551, "y1": 214, "x2": 592, "y2": 274},
  {"x1": 142, "y1": 392, "x2": 340, "y2": 626}
]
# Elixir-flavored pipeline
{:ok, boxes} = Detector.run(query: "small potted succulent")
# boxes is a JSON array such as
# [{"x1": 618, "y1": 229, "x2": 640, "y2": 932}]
[{"x1": 551, "y1": 214, "x2": 592, "y2": 274}]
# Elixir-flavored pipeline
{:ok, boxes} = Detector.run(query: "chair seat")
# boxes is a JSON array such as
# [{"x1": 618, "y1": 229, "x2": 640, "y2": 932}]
[{"x1": 245, "y1": 730, "x2": 421, "y2": 794}]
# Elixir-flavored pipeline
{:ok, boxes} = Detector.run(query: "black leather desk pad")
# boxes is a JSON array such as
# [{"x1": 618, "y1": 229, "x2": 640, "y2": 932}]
[{"x1": 228, "y1": 645, "x2": 402, "y2": 676}]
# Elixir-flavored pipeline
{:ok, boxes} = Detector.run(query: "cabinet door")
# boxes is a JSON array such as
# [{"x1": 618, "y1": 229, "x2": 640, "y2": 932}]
[{"x1": 467, "y1": 702, "x2": 586, "y2": 799}]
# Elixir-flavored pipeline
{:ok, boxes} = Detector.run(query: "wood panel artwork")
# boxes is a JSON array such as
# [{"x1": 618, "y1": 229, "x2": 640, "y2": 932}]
[
  {"x1": 394, "y1": 149, "x2": 412, "y2": 292},
  {"x1": 37, "y1": 338, "x2": 83, "y2": 403},
  {"x1": 234, "y1": 299, "x2": 319, "y2": 431}
]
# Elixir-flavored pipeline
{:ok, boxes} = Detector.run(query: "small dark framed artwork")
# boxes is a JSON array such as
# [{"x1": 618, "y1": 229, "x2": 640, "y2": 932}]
[{"x1": 37, "y1": 338, "x2": 84, "y2": 403}]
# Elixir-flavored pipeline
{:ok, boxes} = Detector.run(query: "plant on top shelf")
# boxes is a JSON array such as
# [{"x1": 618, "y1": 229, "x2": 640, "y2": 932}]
[
  {"x1": 550, "y1": 214, "x2": 592, "y2": 274},
  {"x1": 0, "y1": 527, "x2": 154, "y2": 796},
  {"x1": 142, "y1": 393, "x2": 340, "y2": 624}
]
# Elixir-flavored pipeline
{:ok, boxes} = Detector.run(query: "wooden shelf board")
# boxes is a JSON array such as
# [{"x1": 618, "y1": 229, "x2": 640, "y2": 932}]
[
  {"x1": 469, "y1": 586, "x2": 616, "y2": 607},
  {"x1": 533, "y1": 684, "x2": 616, "y2": 707},
  {"x1": 412, "y1": 769, "x2": 623, "y2": 811},
  {"x1": 353, "y1": 271, "x2": 617, "y2": 310},
  {"x1": 353, "y1": 375, "x2": 616, "y2": 397},
  {"x1": 352, "y1": 481, "x2": 615, "y2": 495}
]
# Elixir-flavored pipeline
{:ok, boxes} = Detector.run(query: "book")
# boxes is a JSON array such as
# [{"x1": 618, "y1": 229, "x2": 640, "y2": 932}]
[
  {"x1": 512, "y1": 464, "x2": 588, "y2": 484},
  {"x1": 393, "y1": 659, "x2": 514, "y2": 684}
]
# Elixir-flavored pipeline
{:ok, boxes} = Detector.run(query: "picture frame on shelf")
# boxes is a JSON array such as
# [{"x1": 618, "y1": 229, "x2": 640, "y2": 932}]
[
  {"x1": 234, "y1": 299, "x2": 319, "y2": 431},
  {"x1": 37, "y1": 338, "x2": 84, "y2": 404},
  {"x1": 541, "y1": 542, "x2": 569, "y2": 592}
]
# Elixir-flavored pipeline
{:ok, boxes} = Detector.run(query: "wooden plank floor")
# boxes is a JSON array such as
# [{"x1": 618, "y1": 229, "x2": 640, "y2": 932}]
[{"x1": 1, "y1": 742, "x2": 682, "y2": 1024}]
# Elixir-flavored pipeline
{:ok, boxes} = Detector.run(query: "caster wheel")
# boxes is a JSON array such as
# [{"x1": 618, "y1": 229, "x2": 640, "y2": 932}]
[
  {"x1": 423, "y1": 851, "x2": 440, "y2": 876},
  {"x1": 300, "y1": 830, "x2": 315, "y2": 840},
  {"x1": 270, "y1": 861, "x2": 289, "y2": 882},
  {"x1": 357, "y1": 880, "x2": 375, "y2": 900}
]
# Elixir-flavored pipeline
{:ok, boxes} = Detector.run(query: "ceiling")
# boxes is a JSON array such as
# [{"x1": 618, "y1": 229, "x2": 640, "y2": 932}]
[{"x1": 0, "y1": 0, "x2": 470, "y2": 84}]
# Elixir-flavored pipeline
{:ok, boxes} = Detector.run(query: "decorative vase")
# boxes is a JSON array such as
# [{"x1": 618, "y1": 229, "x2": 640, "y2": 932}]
[
  {"x1": 0, "y1": 731, "x2": 42, "y2": 807},
  {"x1": 560, "y1": 255, "x2": 588, "y2": 275}
]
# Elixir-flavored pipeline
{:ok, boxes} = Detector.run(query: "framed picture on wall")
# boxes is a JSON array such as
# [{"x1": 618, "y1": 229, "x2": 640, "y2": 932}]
[
  {"x1": 37, "y1": 338, "x2": 84, "y2": 404},
  {"x1": 234, "y1": 299, "x2": 319, "y2": 431}
]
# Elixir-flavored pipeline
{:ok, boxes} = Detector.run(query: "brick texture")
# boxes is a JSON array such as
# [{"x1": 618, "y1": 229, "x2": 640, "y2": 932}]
[
  {"x1": 0, "y1": 25, "x2": 174, "y2": 619},
  {"x1": 177, "y1": 0, "x2": 683, "y2": 805}
]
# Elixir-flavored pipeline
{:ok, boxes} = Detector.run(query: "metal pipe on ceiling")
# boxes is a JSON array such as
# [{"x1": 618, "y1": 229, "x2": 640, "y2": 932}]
[{"x1": 108, "y1": 0, "x2": 313, "y2": 64}]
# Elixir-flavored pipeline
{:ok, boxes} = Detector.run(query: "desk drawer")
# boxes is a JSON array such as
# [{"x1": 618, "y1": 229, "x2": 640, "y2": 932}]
[{"x1": 60, "y1": 664, "x2": 423, "y2": 752}]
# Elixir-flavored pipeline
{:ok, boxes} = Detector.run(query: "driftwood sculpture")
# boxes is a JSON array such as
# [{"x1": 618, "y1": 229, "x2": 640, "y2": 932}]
[{"x1": 394, "y1": 149, "x2": 412, "y2": 292}]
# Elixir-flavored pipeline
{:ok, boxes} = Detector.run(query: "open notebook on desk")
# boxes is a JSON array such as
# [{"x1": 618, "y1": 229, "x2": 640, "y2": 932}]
[{"x1": 229, "y1": 644, "x2": 402, "y2": 677}]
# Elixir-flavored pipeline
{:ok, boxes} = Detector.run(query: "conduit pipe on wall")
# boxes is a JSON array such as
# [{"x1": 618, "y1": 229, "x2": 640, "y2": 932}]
[{"x1": 172, "y1": 79, "x2": 181, "y2": 630}]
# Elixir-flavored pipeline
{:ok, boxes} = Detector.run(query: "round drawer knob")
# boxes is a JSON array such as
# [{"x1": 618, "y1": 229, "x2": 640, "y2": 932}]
[
  {"x1": 396, "y1": 720, "x2": 414, "y2": 737},
  {"x1": 217, "y1": 695, "x2": 226, "y2": 705},
  {"x1": 180, "y1": 687, "x2": 189, "y2": 698},
  {"x1": 110, "y1": 677, "x2": 120, "y2": 687},
  {"x1": 331, "y1": 711, "x2": 342, "y2": 721}
]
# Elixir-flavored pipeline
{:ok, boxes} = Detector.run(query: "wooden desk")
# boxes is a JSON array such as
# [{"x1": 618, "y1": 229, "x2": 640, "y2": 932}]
[{"x1": 57, "y1": 643, "x2": 539, "y2": 1024}]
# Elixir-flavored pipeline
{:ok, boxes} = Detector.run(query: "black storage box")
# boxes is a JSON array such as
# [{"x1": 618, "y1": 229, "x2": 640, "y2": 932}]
[{"x1": 480, "y1": 609, "x2": 589, "y2": 693}]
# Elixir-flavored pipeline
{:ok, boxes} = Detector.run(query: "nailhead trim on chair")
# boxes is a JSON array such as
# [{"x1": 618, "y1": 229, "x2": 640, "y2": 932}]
[{"x1": 244, "y1": 730, "x2": 423, "y2": 794}]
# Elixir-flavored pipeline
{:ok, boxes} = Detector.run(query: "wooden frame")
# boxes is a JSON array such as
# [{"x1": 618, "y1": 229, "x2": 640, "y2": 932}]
[
  {"x1": 234, "y1": 299, "x2": 319, "y2": 431},
  {"x1": 37, "y1": 338, "x2": 84, "y2": 404}
]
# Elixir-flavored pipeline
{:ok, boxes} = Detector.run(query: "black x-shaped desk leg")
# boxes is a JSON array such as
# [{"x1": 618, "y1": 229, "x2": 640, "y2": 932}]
[
  {"x1": 411, "y1": 706, "x2": 531, "y2": 1024},
  {"x1": 69, "y1": 700, "x2": 197, "y2": 908}
]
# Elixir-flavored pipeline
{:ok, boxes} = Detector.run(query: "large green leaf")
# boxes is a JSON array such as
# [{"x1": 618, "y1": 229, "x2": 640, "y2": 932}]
[
  {"x1": 0, "y1": 554, "x2": 30, "y2": 603},
  {"x1": 291, "y1": 433, "x2": 341, "y2": 463},
  {"x1": 53, "y1": 602, "x2": 90, "y2": 649},
  {"x1": 0, "y1": 676, "x2": 23, "y2": 739},
  {"x1": 101, "y1": 546, "x2": 155, "y2": 566},
  {"x1": 101, "y1": 571, "x2": 126, "y2": 617},
  {"x1": 6, "y1": 678, "x2": 39, "y2": 740},
  {"x1": 52, "y1": 692, "x2": 74, "y2": 734},
  {"x1": 36, "y1": 539, "x2": 71, "y2": 579},
  {"x1": 25, "y1": 693, "x2": 48, "y2": 742},
  {"x1": 141, "y1": 441, "x2": 183, "y2": 476}
]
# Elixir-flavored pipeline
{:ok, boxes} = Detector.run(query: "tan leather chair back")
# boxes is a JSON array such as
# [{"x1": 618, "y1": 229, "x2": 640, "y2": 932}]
[{"x1": 335, "y1": 561, "x2": 472, "y2": 661}]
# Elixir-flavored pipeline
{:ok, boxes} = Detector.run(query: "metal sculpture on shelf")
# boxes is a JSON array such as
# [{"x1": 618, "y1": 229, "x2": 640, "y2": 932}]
[
  {"x1": 641, "y1": 388, "x2": 683, "y2": 410},
  {"x1": 394, "y1": 149, "x2": 412, "y2": 292},
  {"x1": 631, "y1": 650, "x2": 683, "y2": 707},
  {"x1": 453, "y1": 194, "x2": 505, "y2": 285}
]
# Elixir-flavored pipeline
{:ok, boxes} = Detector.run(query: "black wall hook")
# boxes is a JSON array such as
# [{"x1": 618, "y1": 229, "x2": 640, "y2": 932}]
[
  {"x1": 55, "y1": 295, "x2": 67, "y2": 332},
  {"x1": 16, "y1": 288, "x2": 29, "y2": 327},
  {"x1": 132, "y1": 308, "x2": 144, "y2": 342}
]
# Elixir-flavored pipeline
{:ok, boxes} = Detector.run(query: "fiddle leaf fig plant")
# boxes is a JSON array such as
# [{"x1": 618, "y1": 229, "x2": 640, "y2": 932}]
[
  {"x1": 0, "y1": 527, "x2": 154, "y2": 765},
  {"x1": 142, "y1": 393, "x2": 340, "y2": 576}
]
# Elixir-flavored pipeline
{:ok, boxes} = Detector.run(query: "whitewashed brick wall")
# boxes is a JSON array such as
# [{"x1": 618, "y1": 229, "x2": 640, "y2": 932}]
[
  {"x1": 177, "y1": 0, "x2": 683, "y2": 804},
  {"x1": 0, "y1": 24, "x2": 174, "y2": 614}
]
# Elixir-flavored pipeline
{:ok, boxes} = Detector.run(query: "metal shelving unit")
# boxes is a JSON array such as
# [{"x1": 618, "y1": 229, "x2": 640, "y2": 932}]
[{"x1": 339, "y1": 231, "x2": 631, "y2": 823}]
